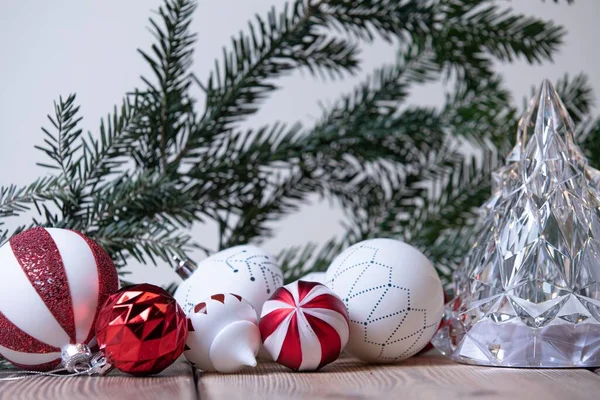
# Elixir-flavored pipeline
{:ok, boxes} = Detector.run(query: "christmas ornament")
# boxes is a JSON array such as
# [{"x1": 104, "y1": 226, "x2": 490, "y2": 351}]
[
  {"x1": 433, "y1": 80, "x2": 600, "y2": 368},
  {"x1": 185, "y1": 293, "x2": 260, "y2": 373},
  {"x1": 0, "y1": 227, "x2": 118, "y2": 371},
  {"x1": 326, "y1": 238, "x2": 443, "y2": 364},
  {"x1": 95, "y1": 283, "x2": 187, "y2": 376},
  {"x1": 259, "y1": 280, "x2": 349, "y2": 371},
  {"x1": 174, "y1": 245, "x2": 283, "y2": 316}
]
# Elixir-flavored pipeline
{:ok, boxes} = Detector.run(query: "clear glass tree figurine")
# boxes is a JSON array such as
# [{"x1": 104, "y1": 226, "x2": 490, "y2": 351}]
[{"x1": 432, "y1": 80, "x2": 600, "y2": 367}]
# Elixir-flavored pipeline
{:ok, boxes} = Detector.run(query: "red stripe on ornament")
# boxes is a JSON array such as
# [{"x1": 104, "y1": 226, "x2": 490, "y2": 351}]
[
  {"x1": 302, "y1": 294, "x2": 348, "y2": 319},
  {"x1": 296, "y1": 280, "x2": 320, "y2": 303},
  {"x1": 0, "y1": 311, "x2": 60, "y2": 354},
  {"x1": 75, "y1": 232, "x2": 119, "y2": 345},
  {"x1": 271, "y1": 286, "x2": 296, "y2": 307},
  {"x1": 259, "y1": 307, "x2": 293, "y2": 340},
  {"x1": 304, "y1": 313, "x2": 341, "y2": 370},
  {"x1": 277, "y1": 311, "x2": 302, "y2": 370},
  {"x1": 9, "y1": 227, "x2": 77, "y2": 343}
]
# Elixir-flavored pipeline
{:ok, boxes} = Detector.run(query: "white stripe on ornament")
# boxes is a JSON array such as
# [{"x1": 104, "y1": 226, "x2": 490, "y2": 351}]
[
  {"x1": 288, "y1": 281, "x2": 300, "y2": 305},
  {"x1": 47, "y1": 228, "x2": 99, "y2": 343},
  {"x1": 260, "y1": 299, "x2": 294, "y2": 316},
  {"x1": 0, "y1": 244, "x2": 69, "y2": 348},
  {"x1": 296, "y1": 310, "x2": 322, "y2": 371},
  {"x1": 0, "y1": 345, "x2": 60, "y2": 366},
  {"x1": 298, "y1": 285, "x2": 333, "y2": 306},
  {"x1": 303, "y1": 307, "x2": 349, "y2": 346},
  {"x1": 262, "y1": 311, "x2": 293, "y2": 361}
]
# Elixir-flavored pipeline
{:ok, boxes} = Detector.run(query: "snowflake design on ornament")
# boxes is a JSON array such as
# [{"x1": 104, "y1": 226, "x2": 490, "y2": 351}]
[
  {"x1": 212, "y1": 248, "x2": 282, "y2": 295},
  {"x1": 329, "y1": 244, "x2": 438, "y2": 361}
]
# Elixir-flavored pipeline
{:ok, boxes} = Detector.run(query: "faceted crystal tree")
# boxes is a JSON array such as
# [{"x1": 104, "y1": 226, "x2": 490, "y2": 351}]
[{"x1": 432, "y1": 80, "x2": 600, "y2": 367}]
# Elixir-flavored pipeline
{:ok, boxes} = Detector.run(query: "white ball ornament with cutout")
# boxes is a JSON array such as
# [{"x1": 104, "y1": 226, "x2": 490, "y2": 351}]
[{"x1": 184, "y1": 293, "x2": 261, "y2": 373}]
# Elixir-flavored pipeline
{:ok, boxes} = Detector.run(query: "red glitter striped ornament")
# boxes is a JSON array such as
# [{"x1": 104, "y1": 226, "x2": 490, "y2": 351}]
[
  {"x1": 259, "y1": 280, "x2": 349, "y2": 371},
  {"x1": 0, "y1": 227, "x2": 119, "y2": 371}
]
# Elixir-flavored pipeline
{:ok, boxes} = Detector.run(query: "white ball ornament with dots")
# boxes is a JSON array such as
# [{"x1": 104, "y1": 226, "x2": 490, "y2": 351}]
[
  {"x1": 174, "y1": 245, "x2": 283, "y2": 316},
  {"x1": 326, "y1": 238, "x2": 443, "y2": 364}
]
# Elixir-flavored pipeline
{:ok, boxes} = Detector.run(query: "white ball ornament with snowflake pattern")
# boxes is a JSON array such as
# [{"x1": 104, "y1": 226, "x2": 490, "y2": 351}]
[
  {"x1": 174, "y1": 245, "x2": 283, "y2": 317},
  {"x1": 326, "y1": 238, "x2": 443, "y2": 364}
]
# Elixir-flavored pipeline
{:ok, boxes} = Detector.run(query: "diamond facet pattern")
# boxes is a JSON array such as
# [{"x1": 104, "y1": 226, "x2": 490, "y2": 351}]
[
  {"x1": 95, "y1": 283, "x2": 187, "y2": 375},
  {"x1": 432, "y1": 80, "x2": 600, "y2": 367}
]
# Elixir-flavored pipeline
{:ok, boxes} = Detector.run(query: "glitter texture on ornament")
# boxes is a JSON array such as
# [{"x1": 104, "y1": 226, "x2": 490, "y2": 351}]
[{"x1": 432, "y1": 80, "x2": 600, "y2": 367}]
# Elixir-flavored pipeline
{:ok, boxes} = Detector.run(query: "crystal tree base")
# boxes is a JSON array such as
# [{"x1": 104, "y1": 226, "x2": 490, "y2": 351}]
[{"x1": 432, "y1": 80, "x2": 600, "y2": 367}]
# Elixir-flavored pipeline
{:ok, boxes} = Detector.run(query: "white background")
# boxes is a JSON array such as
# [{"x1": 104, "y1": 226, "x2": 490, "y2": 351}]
[{"x1": 0, "y1": 1, "x2": 598, "y2": 285}]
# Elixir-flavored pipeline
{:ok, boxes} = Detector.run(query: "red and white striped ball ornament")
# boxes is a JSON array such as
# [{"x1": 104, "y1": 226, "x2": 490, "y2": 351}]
[
  {"x1": 0, "y1": 227, "x2": 119, "y2": 371},
  {"x1": 259, "y1": 280, "x2": 349, "y2": 371}
]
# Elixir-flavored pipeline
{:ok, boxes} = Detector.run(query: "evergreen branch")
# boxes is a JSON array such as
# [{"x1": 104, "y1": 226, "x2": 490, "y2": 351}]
[
  {"x1": 441, "y1": 75, "x2": 514, "y2": 148},
  {"x1": 136, "y1": 0, "x2": 197, "y2": 171},
  {"x1": 80, "y1": 173, "x2": 200, "y2": 234},
  {"x1": 218, "y1": 169, "x2": 317, "y2": 248},
  {"x1": 77, "y1": 98, "x2": 139, "y2": 191},
  {"x1": 318, "y1": 0, "x2": 435, "y2": 42},
  {"x1": 0, "y1": 177, "x2": 60, "y2": 221},
  {"x1": 93, "y1": 225, "x2": 192, "y2": 266},
  {"x1": 403, "y1": 154, "x2": 497, "y2": 247},
  {"x1": 0, "y1": 0, "x2": 583, "y2": 299},
  {"x1": 35, "y1": 94, "x2": 83, "y2": 177},
  {"x1": 304, "y1": 47, "x2": 443, "y2": 164},
  {"x1": 193, "y1": 0, "x2": 360, "y2": 147},
  {"x1": 426, "y1": 1, "x2": 565, "y2": 81},
  {"x1": 447, "y1": 3, "x2": 565, "y2": 64}
]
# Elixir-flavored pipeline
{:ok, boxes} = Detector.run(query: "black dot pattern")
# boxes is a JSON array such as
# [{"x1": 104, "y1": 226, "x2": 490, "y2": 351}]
[
  {"x1": 182, "y1": 247, "x2": 283, "y2": 313},
  {"x1": 210, "y1": 249, "x2": 283, "y2": 292},
  {"x1": 329, "y1": 243, "x2": 435, "y2": 361}
]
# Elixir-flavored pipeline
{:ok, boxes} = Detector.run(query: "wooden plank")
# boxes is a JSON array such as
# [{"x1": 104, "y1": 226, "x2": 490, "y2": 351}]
[
  {"x1": 0, "y1": 361, "x2": 196, "y2": 400},
  {"x1": 198, "y1": 351, "x2": 600, "y2": 400}
]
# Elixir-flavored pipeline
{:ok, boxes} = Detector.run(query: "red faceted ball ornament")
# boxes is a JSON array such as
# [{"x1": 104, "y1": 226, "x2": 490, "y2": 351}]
[{"x1": 95, "y1": 283, "x2": 187, "y2": 376}]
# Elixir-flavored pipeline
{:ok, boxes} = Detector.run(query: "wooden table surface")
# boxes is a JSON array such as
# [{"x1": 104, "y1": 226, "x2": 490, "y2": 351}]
[{"x1": 1, "y1": 351, "x2": 599, "y2": 400}]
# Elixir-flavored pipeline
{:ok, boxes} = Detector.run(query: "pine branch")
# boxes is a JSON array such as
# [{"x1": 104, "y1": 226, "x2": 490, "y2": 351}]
[
  {"x1": 189, "y1": 0, "x2": 361, "y2": 155},
  {"x1": 318, "y1": 0, "x2": 436, "y2": 42},
  {"x1": 94, "y1": 225, "x2": 192, "y2": 266},
  {"x1": 4, "y1": 0, "x2": 581, "y2": 292},
  {"x1": 426, "y1": 1, "x2": 565, "y2": 82},
  {"x1": 35, "y1": 94, "x2": 84, "y2": 219},
  {"x1": 0, "y1": 177, "x2": 60, "y2": 221},
  {"x1": 452, "y1": 4, "x2": 564, "y2": 63},
  {"x1": 35, "y1": 94, "x2": 83, "y2": 176},
  {"x1": 136, "y1": 0, "x2": 197, "y2": 171},
  {"x1": 77, "y1": 98, "x2": 139, "y2": 192}
]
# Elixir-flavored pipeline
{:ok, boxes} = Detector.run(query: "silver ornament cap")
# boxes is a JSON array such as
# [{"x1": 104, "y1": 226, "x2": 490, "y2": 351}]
[
  {"x1": 61, "y1": 344, "x2": 92, "y2": 373},
  {"x1": 173, "y1": 256, "x2": 198, "y2": 279}
]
